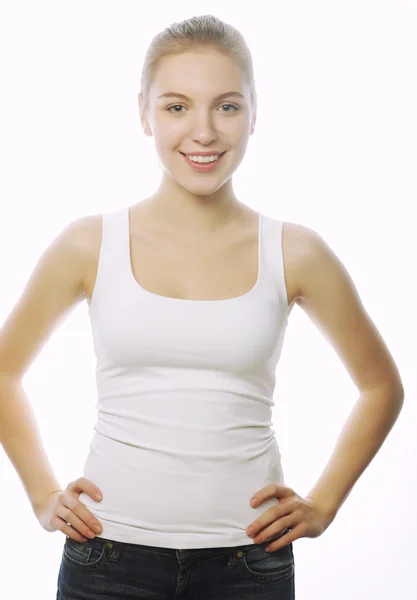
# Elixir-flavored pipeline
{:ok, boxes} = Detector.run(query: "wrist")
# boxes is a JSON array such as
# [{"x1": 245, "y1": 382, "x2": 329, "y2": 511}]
[
  {"x1": 305, "y1": 495, "x2": 338, "y2": 521},
  {"x1": 31, "y1": 488, "x2": 63, "y2": 513}
]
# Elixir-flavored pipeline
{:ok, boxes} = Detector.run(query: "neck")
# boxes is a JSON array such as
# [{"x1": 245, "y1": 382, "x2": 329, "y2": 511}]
[{"x1": 144, "y1": 182, "x2": 244, "y2": 236}]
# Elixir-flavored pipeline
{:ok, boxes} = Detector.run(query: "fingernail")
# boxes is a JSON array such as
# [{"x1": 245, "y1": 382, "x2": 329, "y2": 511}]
[
  {"x1": 94, "y1": 493, "x2": 102, "y2": 501},
  {"x1": 251, "y1": 498, "x2": 258, "y2": 507}
]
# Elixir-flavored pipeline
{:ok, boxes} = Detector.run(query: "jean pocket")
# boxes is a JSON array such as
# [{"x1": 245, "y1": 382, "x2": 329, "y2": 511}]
[
  {"x1": 63, "y1": 536, "x2": 107, "y2": 568},
  {"x1": 241, "y1": 539, "x2": 294, "y2": 583}
]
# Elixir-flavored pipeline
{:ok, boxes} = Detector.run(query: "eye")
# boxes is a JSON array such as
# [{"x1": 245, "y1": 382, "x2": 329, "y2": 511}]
[
  {"x1": 166, "y1": 104, "x2": 239, "y2": 114},
  {"x1": 167, "y1": 105, "x2": 185, "y2": 113},
  {"x1": 220, "y1": 104, "x2": 239, "y2": 112}
]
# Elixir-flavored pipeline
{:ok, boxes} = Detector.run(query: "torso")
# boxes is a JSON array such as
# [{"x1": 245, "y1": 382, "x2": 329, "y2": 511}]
[{"x1": 81, "y1": 200, "x2": 301, "y2": 310}]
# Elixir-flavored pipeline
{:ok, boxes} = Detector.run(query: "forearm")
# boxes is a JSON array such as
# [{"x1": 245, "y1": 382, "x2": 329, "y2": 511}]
[
  {"x1": 0, "y1": 374, "x2": 63, "y2": 512},
  {"x1": 306, "y1": 384, "x2": 404, "y2": 517}
]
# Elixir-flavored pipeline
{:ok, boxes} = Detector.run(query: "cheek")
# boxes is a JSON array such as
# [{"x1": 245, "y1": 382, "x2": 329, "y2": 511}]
[{"x1": 153, "y1": 121, "x2": 185, "y2": 146}]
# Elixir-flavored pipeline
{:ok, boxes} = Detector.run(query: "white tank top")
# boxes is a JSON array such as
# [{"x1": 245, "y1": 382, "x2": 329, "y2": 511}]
[{"x1": 78, "y1": 205, "x2": 290, "y2": 549}]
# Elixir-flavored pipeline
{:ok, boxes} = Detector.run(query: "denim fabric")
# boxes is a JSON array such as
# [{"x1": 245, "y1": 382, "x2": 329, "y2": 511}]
[{"x1": 56, "y1": 527, "x2": 294, "y2": 599}]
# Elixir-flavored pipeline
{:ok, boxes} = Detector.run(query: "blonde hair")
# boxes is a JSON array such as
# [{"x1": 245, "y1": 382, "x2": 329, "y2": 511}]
[{"x1": 140, "y1": 14, "x2": 257, "y2": 113}]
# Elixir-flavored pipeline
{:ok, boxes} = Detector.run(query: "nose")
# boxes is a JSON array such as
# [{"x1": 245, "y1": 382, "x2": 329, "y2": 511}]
[{"x1": 190, "y1": 111, "x2": 218, "y2": 145}]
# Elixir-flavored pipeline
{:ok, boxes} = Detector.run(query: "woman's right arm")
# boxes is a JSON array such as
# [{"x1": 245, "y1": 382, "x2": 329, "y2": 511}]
[{"x1": 0, "y1": 216, "x2": 91, "y2": 513}]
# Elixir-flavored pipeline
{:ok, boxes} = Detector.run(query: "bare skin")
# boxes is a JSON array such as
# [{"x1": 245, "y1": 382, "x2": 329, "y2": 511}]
[{"x1": 81, "y1": 197, "x2": 301, "y2": 312}]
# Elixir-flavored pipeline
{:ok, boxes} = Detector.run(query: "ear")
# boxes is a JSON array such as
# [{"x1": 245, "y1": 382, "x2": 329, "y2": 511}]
[{"x1": 138, "y1": 92, "x2": 153, "y2": 137}]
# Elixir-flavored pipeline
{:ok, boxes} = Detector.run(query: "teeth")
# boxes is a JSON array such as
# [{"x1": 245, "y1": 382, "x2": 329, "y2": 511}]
[{"x1": 185, "y1": 154, "x2": 220, "y2": 164}]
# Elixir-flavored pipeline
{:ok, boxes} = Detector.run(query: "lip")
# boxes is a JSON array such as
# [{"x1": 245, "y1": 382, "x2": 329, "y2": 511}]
[
  {"x1": 180, "y1": 151, "x2": 226, "y2": 157},
  {"x1": 180, "y1": 151, "x2": 226, "y2": 171}
]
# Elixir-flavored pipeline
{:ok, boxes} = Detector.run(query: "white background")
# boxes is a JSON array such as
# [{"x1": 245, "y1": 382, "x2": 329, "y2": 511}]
[{"x1": 0, "y1": 1, "x2": 415, "y2": 598}]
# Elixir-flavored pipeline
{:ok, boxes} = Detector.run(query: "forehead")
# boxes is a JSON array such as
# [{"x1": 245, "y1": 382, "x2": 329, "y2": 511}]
[{"x1": 151, "y1": 50, "x2": 246, "y2": 97}]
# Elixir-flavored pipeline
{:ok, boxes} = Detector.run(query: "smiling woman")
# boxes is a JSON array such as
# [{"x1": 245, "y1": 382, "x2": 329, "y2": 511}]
[
  {"x1": 135, "y1": 17, "x2": 256, "y2": 211},
  {"x1": 0, "y1": 11, "x2": 405, "y2": 600}
]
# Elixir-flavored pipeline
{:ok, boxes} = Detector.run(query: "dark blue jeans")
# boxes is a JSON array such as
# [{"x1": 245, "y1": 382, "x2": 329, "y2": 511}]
[{"x1": 56, "y1": 527, "x2": 295, "y2": 599}]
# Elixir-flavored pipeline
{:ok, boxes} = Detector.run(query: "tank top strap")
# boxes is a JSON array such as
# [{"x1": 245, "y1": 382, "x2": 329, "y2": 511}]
[
  {"x1": 89, "y1": 206, "x2": 130, "y2": 306},
  {"x1": 261, "y1": 216, "x2": 289, "y2": 312}
]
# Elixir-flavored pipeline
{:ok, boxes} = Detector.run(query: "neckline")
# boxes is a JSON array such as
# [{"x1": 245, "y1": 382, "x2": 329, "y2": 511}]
[{"x1": 126, "y1": 207, "x2": 263, "y2": 304}]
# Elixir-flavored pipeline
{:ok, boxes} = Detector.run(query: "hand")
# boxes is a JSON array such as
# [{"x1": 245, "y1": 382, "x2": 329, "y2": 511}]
[
  {"x1": 246, "y1": 484, "x2": 337, "y2": 552},
  {"x1": 33, "y1": 477, "x2": 104, "y2": 543}
]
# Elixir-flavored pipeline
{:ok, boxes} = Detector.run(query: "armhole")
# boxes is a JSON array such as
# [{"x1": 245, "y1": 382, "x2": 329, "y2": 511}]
[
  {"x1": 87, "y1": 214, "x2": 105, "y2": 309},
  {"x1": 274, "y1": 219, "x2": 290, "y2": 312}
]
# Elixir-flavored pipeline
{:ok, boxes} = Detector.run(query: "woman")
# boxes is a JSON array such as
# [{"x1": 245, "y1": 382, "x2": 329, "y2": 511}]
[{"x1": 0, "y1": 14, "x2": 404, "y2": 600}]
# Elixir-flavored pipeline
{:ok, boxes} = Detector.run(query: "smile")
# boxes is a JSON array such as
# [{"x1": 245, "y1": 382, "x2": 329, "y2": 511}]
[{"x1": 179, "y1": 152, "x2": 227, "y2": 171}]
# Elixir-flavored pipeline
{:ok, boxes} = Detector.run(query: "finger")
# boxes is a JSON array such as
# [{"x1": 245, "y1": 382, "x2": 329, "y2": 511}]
[
  {"x1": 248, "y1": 505, "x2": 288, "y2": 537},
  {"x1": 65, "y1": 495, "x2": 103, "y2": 535},
  {"x1": 265, "y1": 527, "x2": 297, "y2": 553},
  {"x1": 253, "y1": 519, "x2": 292, "y2": 544},
  {"x1": 251, "y1": 483, "x2": 282, "y2": 506},
  {"x1": 56, "y1": 504, "x2": 98, "y2": 540},
  {"x1": 69, "y1": 477, "x2": 103, "y2": 501},
  {"x1": 52, "y1": 516, "x2": 89, "y2": 543}
]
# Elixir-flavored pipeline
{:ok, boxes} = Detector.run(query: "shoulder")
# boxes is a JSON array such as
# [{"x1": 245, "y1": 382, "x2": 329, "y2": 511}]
[
  {"x1": 282, "y1": 219, "x2": 366, "y2": 325},
  {"x1": 280, "y1": 220, "x2": 322, "y2": 306},
  {"x1": 72, "y1": 212, "x2": 102, "y2": 248},
  {"x1": 65, "y1": 213, "x2": 102, "y2": 267},
  {"x1": 66, "y1": 213, "x2": 103, "y2": 298}
]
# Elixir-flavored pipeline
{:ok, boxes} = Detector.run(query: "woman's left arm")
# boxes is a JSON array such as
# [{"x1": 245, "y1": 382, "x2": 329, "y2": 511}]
[{"x1": 294, "y1": 226, "x2": 405, "y2": 519}]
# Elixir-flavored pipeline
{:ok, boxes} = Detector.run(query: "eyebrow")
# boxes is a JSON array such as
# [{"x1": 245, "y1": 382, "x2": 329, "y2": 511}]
[{"x1": 157, "y1": 91, "x2": 245, "y2": 101}]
